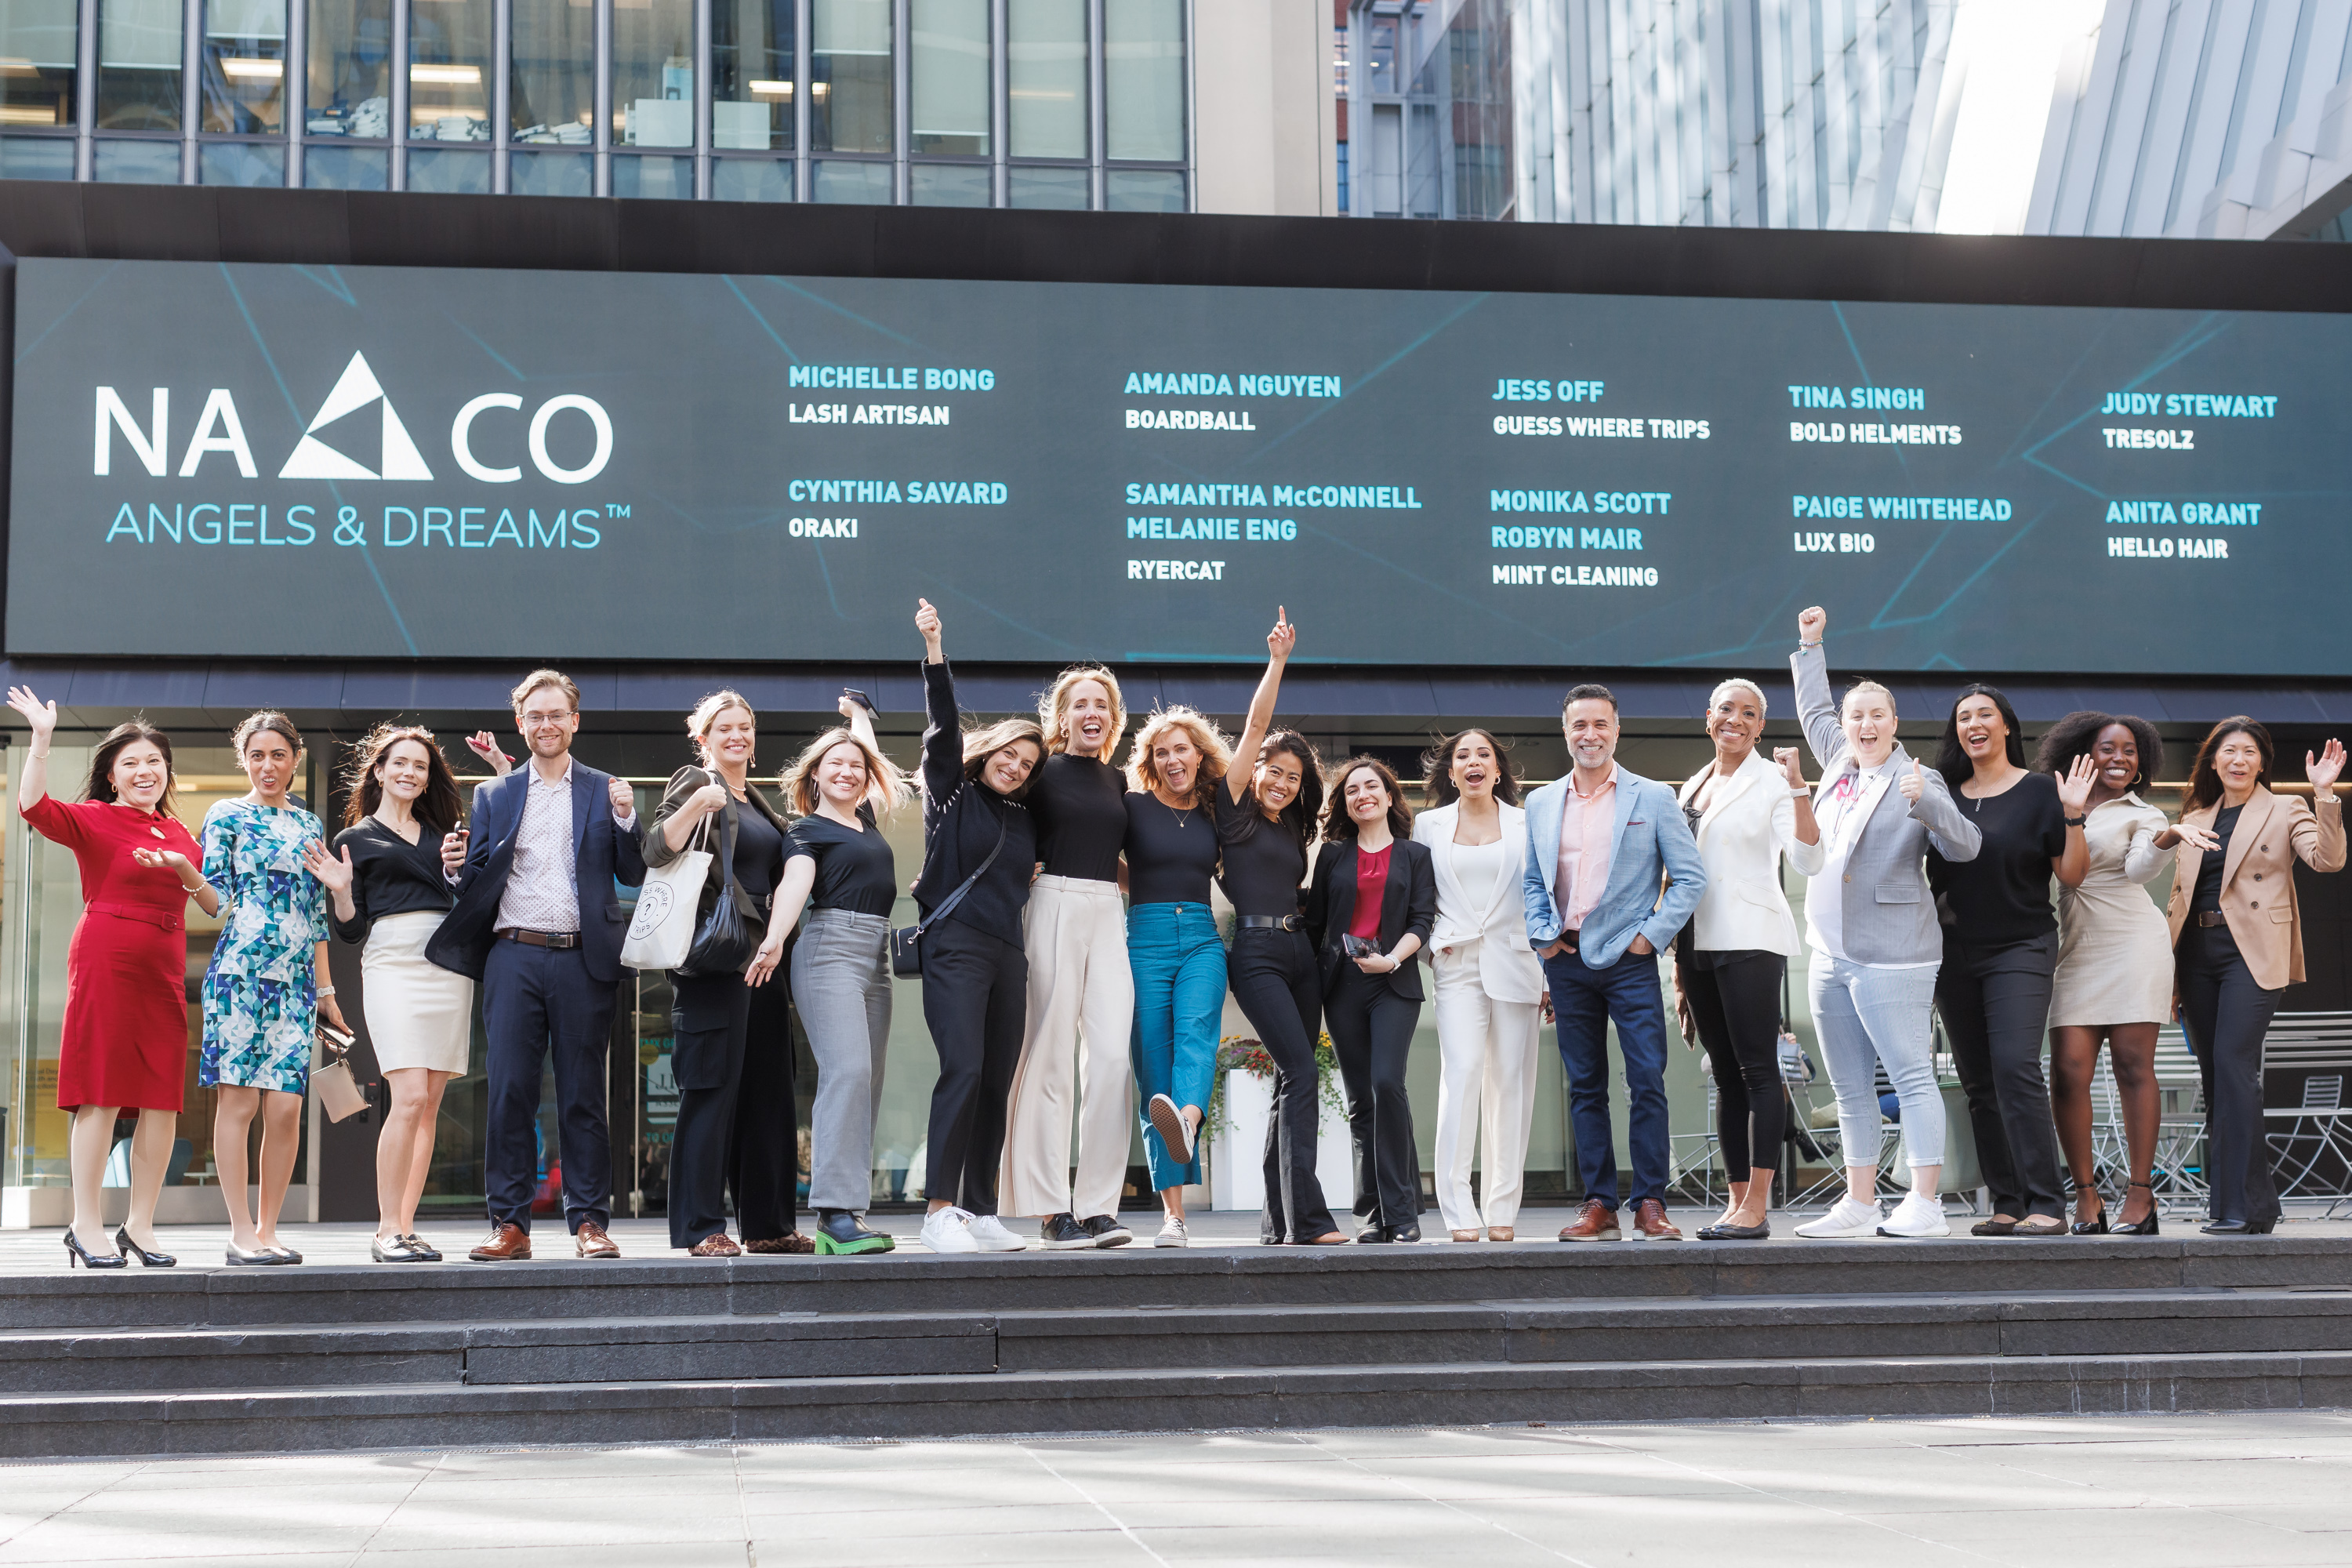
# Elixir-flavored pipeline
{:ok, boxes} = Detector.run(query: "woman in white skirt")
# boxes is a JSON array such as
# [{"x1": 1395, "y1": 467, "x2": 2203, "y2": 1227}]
[{"x1": 307, "y1": 725, "x2": 475, "y2": 1264}]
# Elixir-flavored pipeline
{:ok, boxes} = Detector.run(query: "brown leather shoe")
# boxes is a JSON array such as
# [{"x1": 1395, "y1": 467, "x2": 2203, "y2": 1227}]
[
  {"x1": 1557, "y1": 1198, "x2": 1621, "y2": 1242},
  {"x1": 1630, "y1": 1199, "x2": 1684, "y2": 1241},
  {"x1": 575, "y1": 1221, "x2": 621, "y2": 1259},
  {"x1": 688, "y1": 1232, "x2": 740, "y2": 1257},
  {"x1": 468, "y1": 1222, "x2": 532, "y2": 1261}
]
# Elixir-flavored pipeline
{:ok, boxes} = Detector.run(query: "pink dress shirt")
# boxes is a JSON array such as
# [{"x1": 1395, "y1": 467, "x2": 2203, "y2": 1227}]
[{"x1": 1555, "y1": 765, "x2": 1617, "y2": 932}]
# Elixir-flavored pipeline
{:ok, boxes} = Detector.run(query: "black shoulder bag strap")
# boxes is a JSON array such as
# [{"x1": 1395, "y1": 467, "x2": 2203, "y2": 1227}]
[{"x1": 891, "y1": 792, "x2": 1008, "y2": 978}]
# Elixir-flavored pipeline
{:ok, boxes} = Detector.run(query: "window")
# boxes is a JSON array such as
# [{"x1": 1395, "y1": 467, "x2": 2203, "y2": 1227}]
[
  {"x1": 1007, "y1": 163, "x2": 1086, "y2": 208},
  {"x1": 1007, "y1": 0, "x2": 1083, "y2": 160},
  {"x1": 305, "y1": 0, "x2": 393, "y2": 140},
  {"x1": 97, "y1": 0, "x2": 183, "y2": 132},
  {"x1": 613, "y1": 0, "x2": 693, "y2": 147},
  {"x1": 811, "y1": 0, "x2": 890, "y2": 154},
  {"x1": 909, "y1": 0, "x2": 986, "y2": 156},
  {"x1": 909, "y1": 160, "x2": 987, "y2": 203},
  {"x1": 407, "y1": 0, "x2": 491, "y2": 146},
  {"x1": 2, "y1": 0, "x2": 78, "y2": 133},
  {"x1": 510, "y1": 0, "x2": 593, "y2": 148},
  {"x1": 201, "y1": 0, "x2": 289, "y2": 136},
  {"x1": 1104, "y1": 0, "x2": 1180, "y2": 163},
  {"x1": 712, "y1": 0, "x2": 793, "y2": 152},
  {"x1": 1105, "y1": 165, "x2": 1180, "y2": 210}
]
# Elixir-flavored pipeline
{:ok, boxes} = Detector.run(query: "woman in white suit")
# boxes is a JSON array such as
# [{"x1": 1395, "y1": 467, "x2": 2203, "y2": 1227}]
[
  {"x1": 1674, "y1": 680, "x2": 1824, "y2": 1240},
  {"x1": 1414, "y1": 729, "x2": 1548, "y2": 1242}
]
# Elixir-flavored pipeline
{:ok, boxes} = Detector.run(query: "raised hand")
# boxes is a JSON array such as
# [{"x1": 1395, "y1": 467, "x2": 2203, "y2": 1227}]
[
  {"x1": 608, "y1": 776, "x2": 636, "y2": 817},
  {"x1": 838, "y1": 695, "x2": 860, "y2": 721},
  {"x1": 1267, "y1": 606, "x2": 1296, "y2": 662},
  {"x1": 2058, "y1": 753, "x2": 2097, "y2": 815},
  {"x1": 466, "y1": 731, "x2": 514, "y2": 775},
  {"x1": 1899, "y1": 758, "x2": 1925, "y2": 803},
  {"x1": 1798, "y1": 605, "x2": 1827, "y2": 644},
  {"x1": 301, "y1": 840, "x2": 356, "y2": 893},
  {"x1": 915, "y1": 597, "x2": 942, "y2": 655},
  {"x1": 5, "y1": 685, "x2": 56, "y2": 742},
  {"x1": 2308, "y1": 738, "x2": 2346, "y2": 797},
  {"x1": 1774, "y1": 746, "x2": 1806, "y2": 791}
]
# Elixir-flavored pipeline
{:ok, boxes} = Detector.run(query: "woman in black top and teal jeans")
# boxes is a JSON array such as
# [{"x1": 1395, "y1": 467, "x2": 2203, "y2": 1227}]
[
  {"x1": 910, "y1": 599, "x2": 1045, "y2": 1256},
  {"x1": 1217, "y1": 610, "x2": 1347, "y2": 1246},
  {"x1": 1927, "y1": 684, "x2": 2092, "y2": 1236}
]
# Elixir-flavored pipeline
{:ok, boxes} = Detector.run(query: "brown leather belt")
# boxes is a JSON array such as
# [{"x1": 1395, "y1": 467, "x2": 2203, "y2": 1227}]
[
  {"x1": 2194, "y1": 910, "x2": 2229, "y2": 927},
  {"x1": 496, "y1": 927, "x2": 582, "y2": 949}
]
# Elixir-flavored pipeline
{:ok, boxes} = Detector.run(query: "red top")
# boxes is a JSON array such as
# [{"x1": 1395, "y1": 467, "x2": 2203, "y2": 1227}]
[
  {"x1": 24, "y1": 795, "x2": 202, "y2": 1112},
  {"x1": 1348, "y1": 843, "x2": 1391, "y2": 942}
]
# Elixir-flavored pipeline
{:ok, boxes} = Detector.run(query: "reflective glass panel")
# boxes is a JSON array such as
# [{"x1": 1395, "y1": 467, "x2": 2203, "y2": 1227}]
[
  {"x1": 304, "y1": 0, "x2": 390, "y2": 137},
  {"x1": 97, "y1": 0, "x2": 182, "y2": 132},
  {"x1": 1103, "y1": 0, "x2": 1181, "y2": 162},
  {"x1": 510, "y1": 0, "x2": 593, "y2": 145},
  {"x1": 712, "y1": 0, "x2": 792, "y2": 151},
  {"x1": 909, "y1": 0, "x2": 985, "y2": 156},
  {"x1": 200, "y1": 136, "x2": 285, "y2": 181},
  {"x1": 1007, "y1": 0, "x2": 1083, "y2": 160},
  {"x1": 613, "y1": 0, "x2": 693, "y2": 147},
  {"x1": 811, "y1": 156, "x2": 888, "y2": 201},
  {"x1": 1105, "y1": 165, "x2": 1180, "y2": 210},
  {"x1": 509, "y1": 144, "x2": 592, "y2": 191},
  {"x1": 811, "y1": 0, "x2": 889, "y2": 154},
  {"x1": 93, "y1": 134, "x2": 180, "y2": 176},
  {"x1": 303, "y1": 142, "x2": 387, "y2": 184},
  {"x1": 612, "y1": 150, "x2": 691, "y2": 194},
  {"x1": 405, "y1": 142, "x2": 490, "y2": 188},
  {"x1": 407, "y1": 0, "x2": 491, "y2": 143},
  {"x1": 1, "y1": 0, "x2": 78, "y2": 130},
  {"x1": 909, "y1": 159, "x2": 986, "y2": 204},
  {"x1": 712, "y1": 154, "x2": 793, "y2": 200},
  {"x1": 1007, "y1": 163, "x2": 1085, "y2": 208},
  {"x1": 201, "y1": 0, "x2": 288, "y2": 136}
]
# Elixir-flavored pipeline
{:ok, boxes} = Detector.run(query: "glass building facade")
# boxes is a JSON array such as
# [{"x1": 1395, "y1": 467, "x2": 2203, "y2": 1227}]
[{"x1": 1, "y1": 0, "x2": 1188, "y2": 205}]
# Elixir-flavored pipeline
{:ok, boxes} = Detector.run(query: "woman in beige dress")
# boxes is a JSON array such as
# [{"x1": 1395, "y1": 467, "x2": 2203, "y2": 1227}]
[{"x1": 2038, "y1": 713, "x2": 2208, "y2": 1236}]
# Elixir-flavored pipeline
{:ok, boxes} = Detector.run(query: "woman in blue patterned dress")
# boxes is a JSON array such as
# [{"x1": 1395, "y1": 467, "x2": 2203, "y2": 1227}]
[{"x1": 201, "y1": 712, "x2": 344, "y2": 1266}]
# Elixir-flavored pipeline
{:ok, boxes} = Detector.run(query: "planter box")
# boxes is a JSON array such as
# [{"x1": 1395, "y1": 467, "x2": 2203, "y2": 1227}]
[{"x1": 1207, "y1": 1069, "x2": 1355, "y2": 1214}]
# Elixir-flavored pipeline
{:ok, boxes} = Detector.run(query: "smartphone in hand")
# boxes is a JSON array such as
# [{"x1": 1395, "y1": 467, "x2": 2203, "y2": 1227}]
[{"x1": 842, "y1": 688, "x2": 878, "y2": 714}]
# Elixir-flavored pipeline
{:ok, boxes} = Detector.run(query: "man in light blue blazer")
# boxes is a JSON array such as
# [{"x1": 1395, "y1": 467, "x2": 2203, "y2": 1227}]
[{"x1": 1523, "y1": 684, "x2": 1706, "y2": 1241}]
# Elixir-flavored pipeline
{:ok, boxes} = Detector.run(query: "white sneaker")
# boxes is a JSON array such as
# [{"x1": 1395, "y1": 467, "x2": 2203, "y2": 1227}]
[
  {"x1": 1794, "y1": 1196, "x2": 1885, "y2": 1238},
  {"x1": 1877, "y1": 1192, "x2": 1951, "y2": 1238},
  {"x1": 1154, "y1": 1216, "x2": 1189, "y2": 1248},
  {"x1": 920, "y1": 1206, "x2": 980, "y2": 1254},
  {"x1": 965, "y1": 1214, "x2": 1028, "y2": 1252}
]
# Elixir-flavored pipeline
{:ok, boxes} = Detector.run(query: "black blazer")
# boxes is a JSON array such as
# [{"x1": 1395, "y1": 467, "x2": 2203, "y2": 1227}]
[
  {"x1": 1305, "y1": 837, "x2": 1437, "y2": 1002},
  {"x1": 424, "y1": 759, "x2": 648, "y2": 985}
]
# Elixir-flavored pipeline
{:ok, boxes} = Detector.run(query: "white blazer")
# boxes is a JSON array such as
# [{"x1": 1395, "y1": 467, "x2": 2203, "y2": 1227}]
[
  {"x1": 1411, "y1": 800, "x2": 1548, "y2": 1004},
  {"x1": 1675, "y1": 750, "x2": 1826, "y2": 956}
]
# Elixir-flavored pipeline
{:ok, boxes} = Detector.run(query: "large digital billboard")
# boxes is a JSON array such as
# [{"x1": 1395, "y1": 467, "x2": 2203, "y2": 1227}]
[{"x1": 6, "y1": 257, "x2": 2339, "y2": 672}]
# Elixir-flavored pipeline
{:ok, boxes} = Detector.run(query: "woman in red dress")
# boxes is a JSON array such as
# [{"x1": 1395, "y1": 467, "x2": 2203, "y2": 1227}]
[{"x1": 8, "y1": 687, "x2": 220, "y2": 1269}]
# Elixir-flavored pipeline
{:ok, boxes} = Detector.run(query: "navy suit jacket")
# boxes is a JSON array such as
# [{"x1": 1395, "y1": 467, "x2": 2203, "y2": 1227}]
[{"x1": 425, "y1": 760, "x2": 648, "y2": 985}]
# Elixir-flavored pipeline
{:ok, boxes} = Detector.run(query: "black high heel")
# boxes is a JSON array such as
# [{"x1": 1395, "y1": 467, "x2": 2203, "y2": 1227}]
[
  {"x1": 114, "y1": 1227, "x2": 176, "y2": 1267},
  {"x1": 2114, "y1": 1180, "x2": 2160, "y2": 1236},
  {"x1": 2069, "y1": 1181, "x2": 2109, "y2": 1236},
  {"x1": 64, "y1": 1232, "x2": 125, "y2": 1270}
]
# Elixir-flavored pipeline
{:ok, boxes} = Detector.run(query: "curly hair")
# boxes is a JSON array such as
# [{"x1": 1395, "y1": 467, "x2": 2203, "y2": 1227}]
[
  {"x1": 1320, "y1": 755, "x2": 1414, "y2": 843},
  {"x1": 1421, "y1": 728, "x2": 1523, "y2": 808},
  {"x1": 2034, "y1": 710, "x2": 2162, "y2": 793},
  {"x1": 1126, "y1": 707, "x2": 1231, "y2": 808},
  {"x1": 1037, "y1": 665, "x2": 1127, "y2": 757}
]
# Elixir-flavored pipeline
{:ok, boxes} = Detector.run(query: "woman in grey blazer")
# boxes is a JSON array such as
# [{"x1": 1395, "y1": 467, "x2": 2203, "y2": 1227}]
[{"x1": 1788, "y1": 607, "x2": 1982, "y2": 1241}]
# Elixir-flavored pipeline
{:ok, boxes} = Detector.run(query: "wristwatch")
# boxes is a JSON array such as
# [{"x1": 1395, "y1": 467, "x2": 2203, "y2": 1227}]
[{"x1": 2063, "y1": 814, "x2": 2087, "y2": 827}]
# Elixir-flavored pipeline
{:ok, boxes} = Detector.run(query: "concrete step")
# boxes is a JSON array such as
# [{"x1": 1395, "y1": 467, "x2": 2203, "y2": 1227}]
[
  {"x1": 9, "y1": 1287, "x2": 2352, "y2": 1396},
  {"x1": 9, "y1": 1348, "x2": 2352, "y2": 1459},
  {"x1": 8, "y1": 1234, "x2": 2350, "y2": 1331}
]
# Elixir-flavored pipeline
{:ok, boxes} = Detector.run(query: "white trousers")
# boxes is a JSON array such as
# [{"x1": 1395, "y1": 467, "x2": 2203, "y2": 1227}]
[
  {"x1": 999, "y1": 876, "x2": 1136, "y2": 1219},
  {"x1": 1429, "y1": 945, "x2": 1544, "y2": 1232}
]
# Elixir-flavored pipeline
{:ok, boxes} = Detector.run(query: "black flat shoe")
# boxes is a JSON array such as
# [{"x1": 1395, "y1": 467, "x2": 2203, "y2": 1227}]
[
  {"x1": 2199, "y1": 1220, "x2": 2253, "y2": 1236},
  {"x1": 1355, "y1": 1225, "x2": 1392, "y2": 1244},
  {"x1": 2113, "y1": 1180, "x2": 2160, "y2": 1235},
  {"x1": 1698, "y1": 1220, "x2": 1770, "y2": 1240},
  {"x1": 1970, "y1": 1217, "x2": 2019, "y2": 1237},
  {"x1": 1388, "y1": 1225, "x2": 1422, "y2": 1244},
  {"x1": 115, "y1": 1228, "x2": 176, "y2": 1267},
  {"x1": 63, "y1": 1232, "x2": 125, "y2": 1270}
]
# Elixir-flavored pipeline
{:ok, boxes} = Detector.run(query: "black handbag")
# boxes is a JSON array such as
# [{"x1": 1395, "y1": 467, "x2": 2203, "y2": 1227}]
[
  {"x1": 891, "y1": 796, "x2": 1007, "y2": 978},
  {"x1": 677, "y1": 778, "x2": 764, "y2": 978}
]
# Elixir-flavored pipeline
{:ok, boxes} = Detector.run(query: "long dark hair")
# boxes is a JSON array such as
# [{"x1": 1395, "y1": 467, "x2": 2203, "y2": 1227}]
[
  {"x1": 1933, "y1": 683, "x2": 2027, "y2": 788},
  {"x1": 85, "y1": 719, "x2": 176, "y2": 814},
  {"x1": 1421, "y1": 728, "x2": 1523, "y2": 808},
  {"x1": 2185, "y1": 717, "x2": 2274, "y2": 813},
  {"x1": 1225, "y1": 730, "x2": 1325, "y2": 847},
  {"x1": 1320, "y1": 755, "x2": 1414, "y2": 844},
  {"x1": 2034, "y1": 710, "x2": 2162, "y2": 793},
  {"x1": 342, "y1": 724, "x2": 465, "y2": 839}
]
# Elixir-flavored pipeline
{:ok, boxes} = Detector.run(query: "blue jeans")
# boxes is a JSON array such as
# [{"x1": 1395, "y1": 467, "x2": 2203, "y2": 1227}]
[
  {"x1": 1809, "y1": 953, "x2": 1944, "y2": 1174},
  {"x1": 1544, "y1": 943, "x2": 1671, "y2": 1210},
  {"x1": 1127, "y1": 902, "x2": 1225, "y2": 1191}
]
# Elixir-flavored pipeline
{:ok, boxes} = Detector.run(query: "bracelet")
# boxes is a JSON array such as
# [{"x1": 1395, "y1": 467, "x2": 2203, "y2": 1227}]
[
  {"x1": 1798, "y1": 639, "x2": 1822, "y2": 649},
  {"x1": 318, "y1": 985, "x2": 336, "y2": 998},
  {"x1": 1789, "y1": 787, "x2": 1811, "y2": 797},
  {"x1": 29, "y1": 750, "x2": 47, "y2": 760},
  {"x1": 2063, "y1": 814, "x2": 2087, "y2": 828}
]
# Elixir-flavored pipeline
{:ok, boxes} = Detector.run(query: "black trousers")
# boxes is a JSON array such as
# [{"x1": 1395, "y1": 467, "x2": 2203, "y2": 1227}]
[
  {"x1": 1326, "y1": 964, "x2": 1422, "y2": 1229},
  {"x1": 1682, "y1": 951, "x2": 1786, "y2": 1178},
  {"x1": 2177, "y1": 921, "x2": 2283, "y2": 1226},
  {"x1": 482, "y1": 939, "x2": 616, "y2": 1235},
  {"x1": 670, "y1": 969, "x2": 750, "y2": 1249},
  {"x1": 921, "y1": 917, "x2": 1028, "y2": 1217},
  {"x1": 1229, "y1": 927, "x2": 1338, "y2": 1243},
  {"x1": 1937, "y1": 931, "x2": 2065, "y2": 1219},
  {"x1": 728, "y1": 964, "x2": 800, "y2": 1242}
]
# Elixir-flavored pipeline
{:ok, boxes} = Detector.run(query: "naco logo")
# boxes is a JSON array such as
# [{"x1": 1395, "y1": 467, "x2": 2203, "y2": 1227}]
[{"x1": 95, "y1": 352, "x2": 615, "y2": 485}]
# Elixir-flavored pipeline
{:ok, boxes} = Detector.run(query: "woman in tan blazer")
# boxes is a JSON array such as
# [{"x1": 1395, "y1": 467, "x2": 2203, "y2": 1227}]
[{"x1": 2166, "y1": 718, "x2": 2347, "y2": 1234}]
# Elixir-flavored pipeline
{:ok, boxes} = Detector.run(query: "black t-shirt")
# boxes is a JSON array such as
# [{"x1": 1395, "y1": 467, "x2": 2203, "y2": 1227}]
[
  {"x1": 328, "y1": 817, "x2": 455, "y2": 943},
  {"x1": 725, "y1": 797, "x2": 787, "y2": 903},
  {"x1": 787, "y1": 803, "x2": 898, "y2": 916},
  {"x1": 2191, "y1": 804, "x2": 2243, "y2": 914},
  {"x1": 1029, "y1": 753, "x2": 1127, "y2": 883},
  {"x1": 1215, "y1": 786, "x2": 1308, "y2": 918},
  {"x1": 1125, "y1": 793, "x2": 1219, "y2": 906},
  {"x1": 1927, "y1": 771, "x2": 2067, "y2": 945}
]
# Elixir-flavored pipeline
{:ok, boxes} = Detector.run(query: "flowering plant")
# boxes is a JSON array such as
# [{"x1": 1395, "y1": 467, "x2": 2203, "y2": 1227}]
[{"x1": 1203, "y1": 1032, "x2": 1346, "y2": 1142}]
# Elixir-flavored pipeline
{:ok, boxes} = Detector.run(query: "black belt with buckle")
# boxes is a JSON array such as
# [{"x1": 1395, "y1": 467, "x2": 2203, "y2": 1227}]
[
  {"x1": 2194, "y1": 910, "x2": 2229, "y2": 927},
  {"x1": 1238, "y1": 915, "x2": 1301, "y2": 931},
  {"x1": 497, "y1": 927, "x2": 583, "y2": 949}
]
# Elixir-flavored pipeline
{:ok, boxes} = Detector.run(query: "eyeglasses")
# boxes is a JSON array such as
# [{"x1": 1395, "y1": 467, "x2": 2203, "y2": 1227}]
[{"x1": 521, "y1": 710, "x2": 575, "y2": 729}]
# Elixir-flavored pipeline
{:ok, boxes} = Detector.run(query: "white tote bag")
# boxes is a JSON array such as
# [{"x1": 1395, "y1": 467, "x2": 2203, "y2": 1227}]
[{"x1": 620, "y1": 810, "x2": 713, "y2": 971}]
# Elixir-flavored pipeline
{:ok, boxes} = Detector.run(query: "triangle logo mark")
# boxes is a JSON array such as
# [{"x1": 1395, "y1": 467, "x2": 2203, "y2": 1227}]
[{"x1": 278, "y1": 352, "x2": 435, "y2": 481}]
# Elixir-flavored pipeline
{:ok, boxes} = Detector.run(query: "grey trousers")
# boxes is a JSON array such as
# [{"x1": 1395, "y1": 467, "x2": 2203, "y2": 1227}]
[{"x1": 793, "y1": 909, "x2": 892, "y2": 1212}]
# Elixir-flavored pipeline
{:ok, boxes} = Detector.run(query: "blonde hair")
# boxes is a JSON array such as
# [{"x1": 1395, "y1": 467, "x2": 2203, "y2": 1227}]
[
  {"x1": 686, "y1": 689, "x2": 755, "y2": 765},
  {"x1": 1842, "y1": 679, "x2": 1897, "y2": 719},
  {"x1": 1039, "y1": 665, "x2": 1127, "y2": 757},
  {"x1": 510, "y1": 667, "x2": 579, "y2": 717},
  {"x1": 779, "y1": 728, "x2": 911, "y2": 818},
  {"x1": 1126, "y1": 707, "x2": 1232, "y2": 807},
  {"x1": 1705, "y1": 677, "x2": 1768, "y2": 720},
  {"x1": 959, "y1": 717, "x2": 1047, "y2": 789}
]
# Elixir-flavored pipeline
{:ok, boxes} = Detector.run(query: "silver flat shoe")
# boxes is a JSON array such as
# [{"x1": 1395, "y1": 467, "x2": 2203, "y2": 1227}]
[
  {"x1": 225, "y1": 1243, "x2": 293, "y2": 1265},
  {"x1": 371, "y1": 1233, "x2": 434, "y2": 1263},
  {"x1": 401, "y1": 1233, "x2": 444, "y2": 1261}
]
